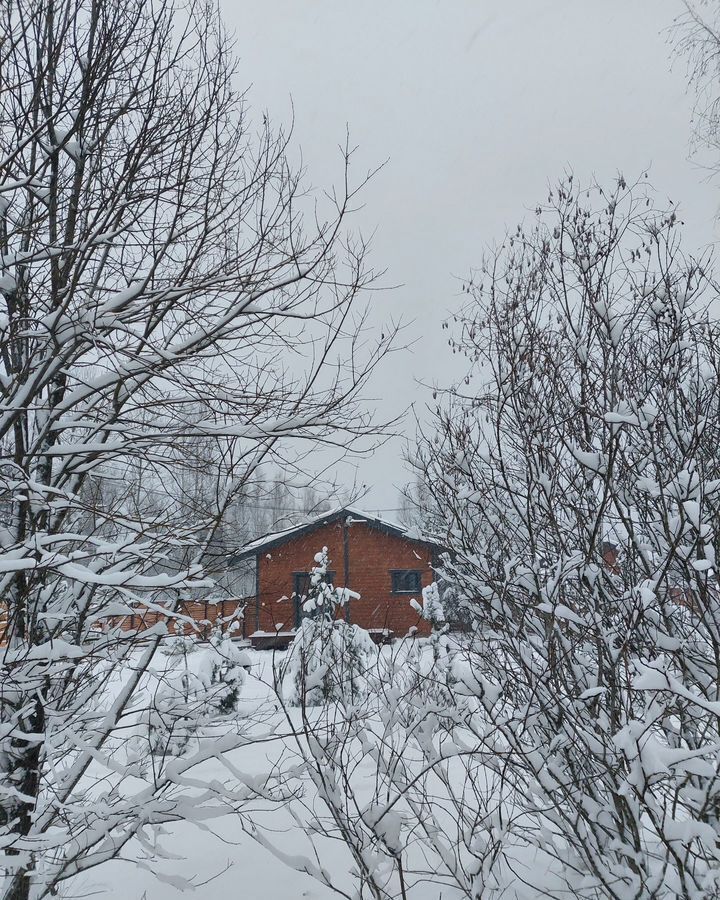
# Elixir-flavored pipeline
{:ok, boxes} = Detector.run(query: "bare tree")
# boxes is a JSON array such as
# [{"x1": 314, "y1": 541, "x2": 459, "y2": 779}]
[
  {"x1": 0, "y1": 1, "x2": 394, "y2": 897},
  {"x1": 674, "y1": 1, "x2": 720, "y2": 172},
  {"x1": 410, "y1": 175, "x2": 720, "y2": 898}
]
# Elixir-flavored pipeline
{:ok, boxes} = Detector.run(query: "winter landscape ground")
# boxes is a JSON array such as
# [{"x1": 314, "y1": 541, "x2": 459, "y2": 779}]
[
  {"x1": 69, "y1": 641, "x2": 446, "y2": 900},
  {"x1": 67, "y1": 634, "x2": 554, "y2": 900},
  {"x1": 71, "y1": 644, "x2": 348, "y2": 900}
]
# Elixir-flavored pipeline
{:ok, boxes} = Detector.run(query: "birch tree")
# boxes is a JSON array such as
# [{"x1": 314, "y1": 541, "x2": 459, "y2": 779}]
[{"x1": 0, "y1": 1, "x2": 392, "y2": 897}]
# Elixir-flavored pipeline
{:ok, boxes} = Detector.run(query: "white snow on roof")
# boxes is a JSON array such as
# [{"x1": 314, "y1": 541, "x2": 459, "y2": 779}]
[{"x1": 236, "y1": 506, "x2": 432, "y2": 557}]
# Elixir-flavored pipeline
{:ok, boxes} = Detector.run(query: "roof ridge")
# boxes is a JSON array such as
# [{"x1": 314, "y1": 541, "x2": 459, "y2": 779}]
[{"x1": 230, "y1": 505, "x2": 443, "y2": 562}]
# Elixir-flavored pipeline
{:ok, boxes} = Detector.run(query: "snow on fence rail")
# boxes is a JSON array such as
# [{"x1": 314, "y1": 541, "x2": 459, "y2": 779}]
[
  {"x1": 117, "y1": 597, "x2": 249, "y2": 640},
  {"x1": 0, "y1": 597, "x2": 251, "y2": 646}
]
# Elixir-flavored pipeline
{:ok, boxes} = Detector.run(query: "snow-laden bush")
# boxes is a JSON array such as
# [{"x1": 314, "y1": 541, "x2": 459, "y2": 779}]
[
  {"x1": 148, "y1": 629, "x2": 249, "y2": 756},
  {"x1": 411, "y1": 177, "x2": 720, "y2": 898},
  {"x1": 412, "y1": 580, "x2": 445, "y2": 628},
  {"x1": 286, "y1": 616, "x2": 377, "y2": 707},
  {"x1": 206, "y1": 623, "x2": 250, "y2": 715},
  {"x1": 402, "y1": 582, "x2": 458, "y2": 714},
  {"x1": 160, "y1": 622, "x2": 200, "y2": 657},
  {"x1": 284, "y1": 547, "x2": 375, "y2": 706},
  {"x1": 148, "y1": 666, "x2": 197, "y2": 758}
]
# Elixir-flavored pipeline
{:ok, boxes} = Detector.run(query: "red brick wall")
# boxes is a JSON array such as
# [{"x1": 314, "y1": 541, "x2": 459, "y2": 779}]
[{"x1": 254, "y1": 519, "x2": 433, "y2": 636}]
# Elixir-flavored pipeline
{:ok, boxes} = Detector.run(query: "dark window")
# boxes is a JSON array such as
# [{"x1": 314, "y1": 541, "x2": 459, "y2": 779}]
[
  {"x1": 391, "y1": 570, "x2": 422, "y2": 594},
  {"x1": 293, "y1": 572, "x2": 311, "y2": 602}
]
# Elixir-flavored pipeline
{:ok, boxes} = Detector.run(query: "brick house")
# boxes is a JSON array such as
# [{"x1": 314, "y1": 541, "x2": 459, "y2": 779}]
[{"x1": 230, "y1": 507, "x2": 444, "y2": 646}]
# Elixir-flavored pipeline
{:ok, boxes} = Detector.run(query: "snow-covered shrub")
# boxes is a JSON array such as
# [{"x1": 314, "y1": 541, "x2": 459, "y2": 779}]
[
  {"x1": 410, "y1": 176, "x2": 720, "y2": 898},
  {"x1": 160, "y1": 623, "x2": 199, "y2": 657},
  {"x1": 148, "y1": 667, "x2": 197, "y2": 758},
  {"x1": 286, "y1": 616, "x2": 377, "y2": 707},
  {"x1": 422, "y1": 580, "x2": 445, "y2": 626},
  {"x1": 205, "y1": 623, "x2": 250, "y2": 715},
  {"x1": 403, "y1": 582, "x2": 459, "y2": 714},
  {"x1": 284, "y1": 547, "x2": 375, "y2": 706},
  {"x1": 149, "y1": 629, "x2": 248, "y2": 756}
]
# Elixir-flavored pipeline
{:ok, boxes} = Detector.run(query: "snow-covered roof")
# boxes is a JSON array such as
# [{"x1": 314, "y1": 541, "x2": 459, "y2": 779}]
[{"x1": 230, "y1": 506, "x2": 442, "y2": 563}]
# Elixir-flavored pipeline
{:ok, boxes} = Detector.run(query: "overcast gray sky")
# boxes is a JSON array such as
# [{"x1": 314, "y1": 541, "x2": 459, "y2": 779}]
[{"x1": 221, "y1": 0, "x2": 720, "y2": 515}]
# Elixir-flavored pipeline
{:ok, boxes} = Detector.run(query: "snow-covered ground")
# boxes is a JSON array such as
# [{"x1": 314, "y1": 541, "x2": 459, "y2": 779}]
[
  {"x1": 66, "y1": 640, "x2": 553, "y2": 900},
  {"x1": 69, "y1": 647, "x2": 378, "y2": 900}
]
